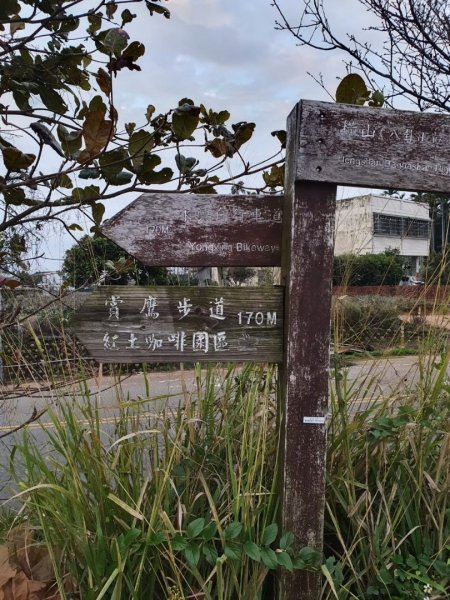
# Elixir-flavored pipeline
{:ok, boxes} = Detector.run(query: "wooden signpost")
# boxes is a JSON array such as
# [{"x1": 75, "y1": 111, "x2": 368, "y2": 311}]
[{"x1": 73, "y1": 99, "x2": 450, "y2": 600}]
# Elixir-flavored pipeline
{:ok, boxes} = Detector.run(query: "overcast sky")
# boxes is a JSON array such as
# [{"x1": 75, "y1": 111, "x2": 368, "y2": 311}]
[{"x1": 41, "y1": 0, "x2": 379, "y2": 271}]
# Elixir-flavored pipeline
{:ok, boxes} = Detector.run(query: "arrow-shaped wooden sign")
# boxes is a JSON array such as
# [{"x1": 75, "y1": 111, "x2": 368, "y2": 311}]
[{"x1": 101, "y1": 193, "x2": 283, "y2": 267}]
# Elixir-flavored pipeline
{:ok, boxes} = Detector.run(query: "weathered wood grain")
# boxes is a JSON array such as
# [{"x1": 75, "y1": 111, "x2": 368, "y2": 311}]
[
  {"x1": 101, "y1": 194, "x2": 283, "y2": 267},
  {"x1": 279, "y1": 102, "x2": 337, "y2": 599},
  {"x1": 72, "y1": 286, "x2": 283, "y2": 363},
  {"x1": 297, "y1": 100, "x2": 450, "y2": 193}
]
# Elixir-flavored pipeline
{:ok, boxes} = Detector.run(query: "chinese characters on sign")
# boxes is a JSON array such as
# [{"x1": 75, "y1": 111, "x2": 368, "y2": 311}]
[
  {"x1": 73, "y1": 286, "x2": 283, "y2": 363},
  {"x1": 101, "y1": 294, "x2": 277, "y2": 354}
]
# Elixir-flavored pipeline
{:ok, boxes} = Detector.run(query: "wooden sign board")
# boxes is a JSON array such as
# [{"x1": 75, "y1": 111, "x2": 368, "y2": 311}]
[
  {"x1": 101, "y1": 193, "x2": 283, "y2": 267},
  {"x1": 297, "y1": 100, "x2": 450, "y2": 193},
  {"x1": 72, "y1": 286, "x2": 283, "y2": 363}
]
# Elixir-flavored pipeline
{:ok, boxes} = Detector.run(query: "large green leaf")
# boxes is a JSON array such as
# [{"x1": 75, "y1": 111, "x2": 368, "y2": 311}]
[
  {"x1": 39, "y1": 87, "x2": 68, "y2": 114},
  {"x1": 99, "y1": 148, "x2": 129, "y2": 179},
  {"x1": 2, "y1": 147, "x2": 36, "y2": 171},
  {"x1": 0, "y1": 0, "x2": 20, "y2": 20},
  {"x1": 103, "y1": 28, "x2": 130, "y2": 57},
  {"x1": 129, "y1": 130, "x2": 154, "y2": 168},
  {"x1": 172, "y1": 103, "x2": 200, "y2": 140},
  {"x1": 336, "y1": 73, "x2": 369, "y2": 105},
  {"x1": 3, "y1": 187, "x2": 26, "y2": 205},
  {"x1": 57, "y1": 125, "x2": 82, "y2": 156}
]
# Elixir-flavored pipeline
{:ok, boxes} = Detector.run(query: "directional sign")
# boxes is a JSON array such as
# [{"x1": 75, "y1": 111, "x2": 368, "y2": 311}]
[
  {"x1": 297, "y1": 100, "x2": 450, "y2": 193},
  {"x1": 101, "y1": 193, "x2": 283, "y2": 267},
  {"x1": 72, "y1": 286, "x2": 283, "y2": 363}
]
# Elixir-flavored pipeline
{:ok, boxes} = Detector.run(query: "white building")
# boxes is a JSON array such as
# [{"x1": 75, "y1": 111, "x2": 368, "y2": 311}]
[{"x1": 335, "y1": 194, "x2": 431, "y2": 274}]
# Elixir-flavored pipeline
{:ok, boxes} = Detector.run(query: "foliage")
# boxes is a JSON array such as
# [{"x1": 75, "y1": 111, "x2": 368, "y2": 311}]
[
  {"x1": 333, "y1": 250, "x2": 404, "y2": 286},
  {"x1": 325, "y1": 352, "x2": 450, "y2": 598},
  {"x1": 273, "y1": 0, "x2": 450, "y2": 112},
  {"x1": 61, "y1": 234, "x2": 168, "y2": 287},
  {"x1": 0, "y1": 1, "x2": 284, "y2": 271},
  {"x1": 7, "y1": 364, "x2": 320, "y2": 599},
  {"x1": 423, "y1": 246, "x2": 450, "y2": 285}
]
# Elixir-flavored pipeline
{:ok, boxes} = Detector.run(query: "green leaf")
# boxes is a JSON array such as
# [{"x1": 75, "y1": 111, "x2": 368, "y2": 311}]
[
  {"x1": 175, "y1": 154, "x2": 198, "y2": 174},
  {"x1": 369, "y1": 90, "x2": 385, "y2": 107},
  {"x1": 129, "y1": 130, "x2": 154, "y2": 168},
  {"x1": 184, "y1": 543, "x2": 200, "y2": 566},
  {"x1": 260, "y1": 547, "x2": 278, "y2": 569},
  {"x1": 261, "y1": 523, "x2": 278, "y2": 546},
  {"x1": 244, "y1": 541, "x2": 261, "y2": 562},
  {"x1": 67, "y1": 223, "x2": 83, "y2": 231},
  {"x1": 279, "y1": 532, "x2": 294, "y2": 551},
  {"x1": 79, "y1": 168, "x2": 99, "y2": 180},
  {"x1": 125, "y1": 123, "x2": 136, "y2": 136},
  {"x1": 12, "y1": 88, "x2": 31, "y2": 111},
  {"x1": 171, "y1": 535, "x2": 187, "y2": 551},
  {"x1": 297, "y1": 546, "x2": 322, "y2": 567},
  {"x1": 232, "y1": 122, "x2": 255, "y2": 150},
  {"x1": 57, "y1": 125, "x2": 82, "y2": 157},
  {"x1": 336, "y1": 73, "x2": 369, "y2": 105},
  {"x1": 2, "y1": 147, "x2": 36, "y2": 171},
  {"x1": 271, "y1": 129, "x2": 286, "y2": 148},
  {"x1": 201, "y1": 522, "x2": 217, "y2": 542},
  {"x1": 3, "y1": 187, "x2": 26, "y2": 205},
  {"x1": 224, "y1": 544, "x2": 241, "y2": 561},
  {"x1": 147, "y1": 531, "x2": 166, "y2": 546},
  {"x1": 144, "y1": 167, "x2": 173, "y2": 184},
  {"x1": 277, "y1": 551, "x2": 294, "y2": 571},
  {"x1": 54, "y1": 173, "x2": 73, "y2": 189},
  {"x1": 186, "y1": 518, "x2": 205, "y2": 539},
  {"x1": 202, "y1": 544, "x2": 218, "y2": 566},
  {"x1": 103, "y1": 28, "x2": 130, "y2": 57},
  {"x1": 99, "y1": 148, "x2": 128, "y2": 179},
  {"x1": 106, "y1": 171, "x2": 133, "y2": 186},
  {"x1": 224, "y1": 522, "x2": 242, "y2": 541},
  {"x1": 71, "y1": 185, "x2": 100, "y2": 203},
  {"x1": 123, "y1": 41, "x2": 145, "y2": 60},
  {"x1": 145, "y1": 1, "x2": 170, "y2": 18},
  {"x1": 172, "y1": 104, "x2": 200, "y2": 140},
  {"x1": 91, "y1": 202, "x2": 105, "y2": 226},
  {"x1": 0, "y1": 0, "x2": 20, "y2": 20}
]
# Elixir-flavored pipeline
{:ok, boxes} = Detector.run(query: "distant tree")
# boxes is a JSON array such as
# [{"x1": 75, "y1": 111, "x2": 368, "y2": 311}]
[
  {"x1": 273, "y1": 0, "x2": 450, "y2": 112},
  {"x1": 423, "y1": 247, "x2": 450, "y2": 284},
  {"x1": 334, "y1": 250, "x2": 405, "y2": 286},
  {"x1": 61, "y1": 235, "x2": 168, "y2": 288}
]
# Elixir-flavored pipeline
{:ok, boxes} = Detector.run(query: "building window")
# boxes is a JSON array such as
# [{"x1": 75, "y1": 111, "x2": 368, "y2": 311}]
[
  {"x1": 403, "y1": 218, "x2": 430, "y2": 239},
  {"x1": 373, "y1": 213, "x2": 429, "y2": 239},
  {"x1": 373, "y1": 214, "x2": 402, "y2": 236}
]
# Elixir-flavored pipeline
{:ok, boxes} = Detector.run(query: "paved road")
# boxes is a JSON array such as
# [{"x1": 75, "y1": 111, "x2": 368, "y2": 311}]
[{"x1": 0, "y1": 355, "x2": 445, "y2": 500}]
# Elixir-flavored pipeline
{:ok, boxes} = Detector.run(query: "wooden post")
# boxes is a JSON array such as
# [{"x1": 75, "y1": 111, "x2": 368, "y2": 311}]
[{"x1": 279, "y1": 102, "x2": 337, "y2": 599}]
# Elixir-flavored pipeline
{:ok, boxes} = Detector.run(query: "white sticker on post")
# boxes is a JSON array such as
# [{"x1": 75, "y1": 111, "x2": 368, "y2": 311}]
[{"x1": 303, "y1": 416, "x2": 326, "y2": 425}]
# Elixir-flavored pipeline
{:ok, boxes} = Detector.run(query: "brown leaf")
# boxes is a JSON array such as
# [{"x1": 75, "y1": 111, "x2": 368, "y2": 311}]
[
  {"x1": 96, "y1": 68, "x2": 111, "y2": 96},
  {"x1": 82, "y1": 110, "x2": 114, "y2": 158}
]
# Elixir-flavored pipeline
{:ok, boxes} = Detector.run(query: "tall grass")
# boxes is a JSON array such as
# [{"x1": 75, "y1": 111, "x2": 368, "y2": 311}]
[{"x1": 5, "y1": 363, "x2": 294, "y2": 599}]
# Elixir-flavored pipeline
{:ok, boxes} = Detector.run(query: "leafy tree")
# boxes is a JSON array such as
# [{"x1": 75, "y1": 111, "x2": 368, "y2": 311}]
[
  {"x1": 0, "y1": 1, "x2": 284, "y2": 274},
  {"x1": 272, "y1": 0, "x2": 450, "y2": 111},
  {"x1": 333, "y1": 250, "x2": 405, "y2": 286},
  {"x1": 61, "y1": 235, "x2": 168, "y2": 288}
]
